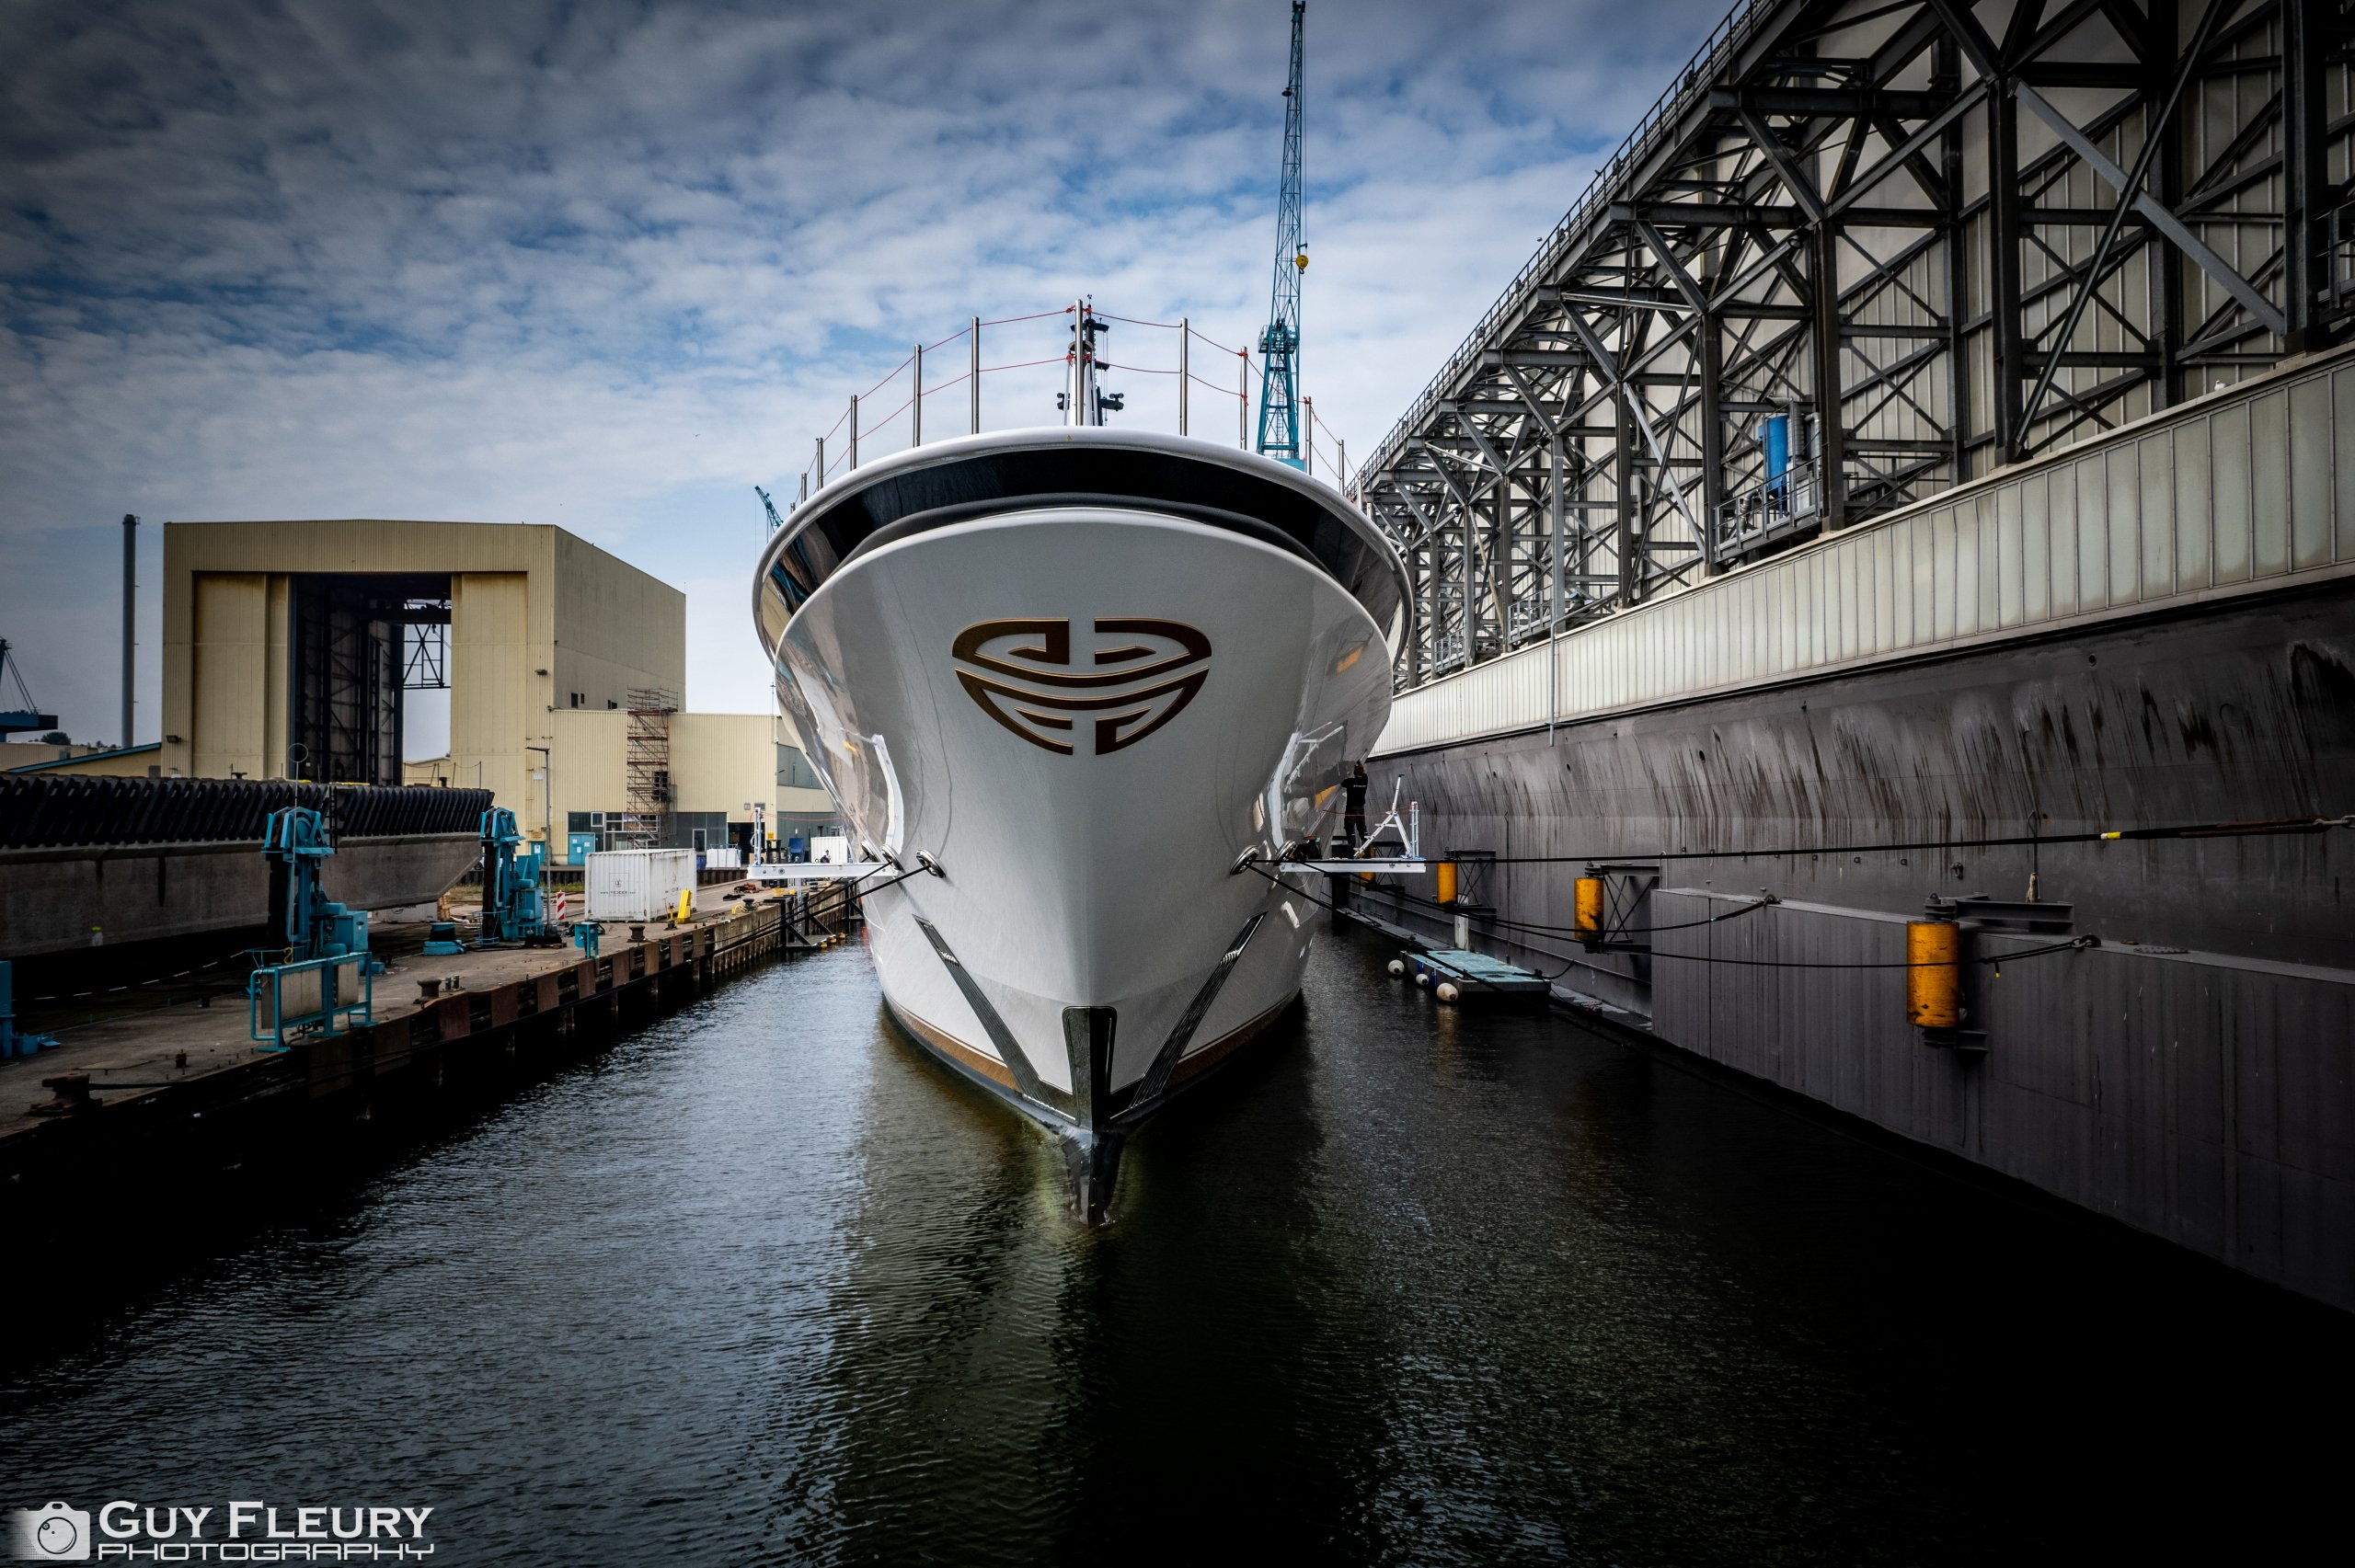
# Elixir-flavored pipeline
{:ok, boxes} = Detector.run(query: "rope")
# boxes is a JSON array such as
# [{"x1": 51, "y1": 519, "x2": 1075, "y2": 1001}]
[
  {"x1": 857, "y1": 353, "x2": 914, "y2": 402},
  {"x1": 1095, "y1": 359, "x2": 1178, "y2": 374},
  {"x1": 1187, "y1": 371, "x2": 1246, "y2": 398},
  {"x1": 1242, "y1": 860, "x2": 1584, "y2": 983},
  {"x1": 1187, "y1": 324, "x2": 1246, "y2": 355},
  {"x1": 1096, "y1": 310, "x2": 1182, "y2": 329},
  {"x1": 1251, "y1": 855, "x2": 2100, "y2": 987},
  {"x1": 856, "y1": 862, "x2": 940, "y2": 897},
  {"x1": 979, "y1": 306, "x2": 1075, "y2": 326},
  {"x1": 981, "y1": 355, "x2": 1071, "y2": 372},
  {"x1": 863, "y1": 390, "x2": 916, "y2": 430},
  {"x1": 1382, "y1": 882, "x2": 1775, "y2": 940},
  {"x1": 1648, "y1": 935, "x2": 2098, "y2": 971},
  {"x1": 1402, "y1": 815, "x2": 2353, "y2": 868}
]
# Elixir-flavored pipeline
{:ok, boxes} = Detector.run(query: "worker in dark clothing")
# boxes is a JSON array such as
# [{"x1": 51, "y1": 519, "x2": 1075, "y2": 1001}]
[{"x1": 1343, "y1": 761, "x2": 1369, "y2": 852}]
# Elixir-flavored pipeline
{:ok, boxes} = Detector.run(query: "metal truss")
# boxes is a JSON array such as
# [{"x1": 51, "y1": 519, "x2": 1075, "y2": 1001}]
[
  {"x1": 401, "y1": 601, "x2": 451, "y2": 691},
  {"x1": 1361, "y1": 0, "x2": 2355, "y2": 685}
]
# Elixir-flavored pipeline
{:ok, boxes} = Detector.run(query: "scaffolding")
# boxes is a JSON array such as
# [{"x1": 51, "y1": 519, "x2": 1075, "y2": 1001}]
[{"x1": 615, "y1": 687, "x2": 676, "y2": 850}]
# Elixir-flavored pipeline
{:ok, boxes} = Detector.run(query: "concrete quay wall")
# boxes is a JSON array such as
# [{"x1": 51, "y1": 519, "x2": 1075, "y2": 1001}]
[{"x1": 1365, "y1": 580, "x2": 2355, "y2": 1308}]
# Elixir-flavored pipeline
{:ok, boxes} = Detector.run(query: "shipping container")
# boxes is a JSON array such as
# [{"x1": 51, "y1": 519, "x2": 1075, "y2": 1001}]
[{"x1": 584, "y1": 848, "x2": 697, "y2": 921}]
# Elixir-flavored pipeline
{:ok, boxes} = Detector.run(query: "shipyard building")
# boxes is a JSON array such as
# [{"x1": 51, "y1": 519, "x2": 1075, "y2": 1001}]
[{"x1": 7, "y1": 520, "x2": 841, "y2": 863}]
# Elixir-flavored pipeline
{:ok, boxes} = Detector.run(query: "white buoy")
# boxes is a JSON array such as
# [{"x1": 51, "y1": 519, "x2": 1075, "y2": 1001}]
[
  {"x1": 1415, "y1": 970, "x2": 1430, "y2": 987},
  {"x1": 1386, "y1": 959, "x2": 1405, "y2": 979},
  {"x1": 1435, "y1": 981, "x2": 1461, "y2": 1003}
]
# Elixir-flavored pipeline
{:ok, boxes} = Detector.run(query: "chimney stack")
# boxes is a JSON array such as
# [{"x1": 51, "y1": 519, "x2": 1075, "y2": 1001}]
[{"x1": 121, "y1": 514, "x2": 137, "y2": 748}]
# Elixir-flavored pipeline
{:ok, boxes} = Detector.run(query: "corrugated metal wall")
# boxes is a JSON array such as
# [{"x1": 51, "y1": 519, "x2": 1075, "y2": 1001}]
[{"x1": 1381, "y1": 349, "x2": 2355, "y2": 755}]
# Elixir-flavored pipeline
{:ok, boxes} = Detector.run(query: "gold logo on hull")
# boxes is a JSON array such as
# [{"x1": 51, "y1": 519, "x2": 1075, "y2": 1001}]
[{"x1": 952, "y1": 618, "x2": 1211, "y2": 756}]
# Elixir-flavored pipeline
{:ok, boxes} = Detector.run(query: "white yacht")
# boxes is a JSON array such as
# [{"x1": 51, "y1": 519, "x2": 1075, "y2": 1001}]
[{"x1": 751, "y1": 311, "x2": 1406, "y2": 1218}]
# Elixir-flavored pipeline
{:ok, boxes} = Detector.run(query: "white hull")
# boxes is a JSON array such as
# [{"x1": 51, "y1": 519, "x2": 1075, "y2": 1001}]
[{"x1": 754, "y1": 429, "x2": 1403, "y2": 1212}]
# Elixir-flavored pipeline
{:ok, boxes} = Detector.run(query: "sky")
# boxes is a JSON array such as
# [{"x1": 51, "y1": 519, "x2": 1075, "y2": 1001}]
[{"x1": 0, "y1": 0, "x2": 1726, "y2": 752}]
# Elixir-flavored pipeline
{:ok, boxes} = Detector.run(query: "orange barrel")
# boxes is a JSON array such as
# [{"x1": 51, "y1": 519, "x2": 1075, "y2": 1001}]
[
  {"x1": 1574, "y1": 876, "x2": 1605, "y2": 942},
  {"x1": 1435, "y1": 861, "x2": 1458, "y2": 905},
  {"x1": 1906, "y1": 920, "x2": 1962, "y2": 1027}
]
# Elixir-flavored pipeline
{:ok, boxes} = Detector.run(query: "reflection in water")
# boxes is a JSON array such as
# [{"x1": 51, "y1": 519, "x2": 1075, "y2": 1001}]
[{"x1": 2, "y1": 929, "x2": 2347, "y2": 1565}]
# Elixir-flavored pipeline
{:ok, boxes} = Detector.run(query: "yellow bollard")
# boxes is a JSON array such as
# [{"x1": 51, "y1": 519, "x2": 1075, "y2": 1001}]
[
  {"x1": 1435, "y1": 860, "x2": 1459, "y2": 905},
  {"x1": 1574, "y1": 877, "x2": 1604, "y2": 943},
  {"x1": 1906, "y1": 920, "x2": 1961, "y2": 1027}
]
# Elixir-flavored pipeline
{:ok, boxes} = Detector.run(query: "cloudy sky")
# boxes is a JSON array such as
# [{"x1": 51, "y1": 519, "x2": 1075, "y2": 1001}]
[{"x1": 1, "y1": 0, "x2": 1722, "y2": 750}]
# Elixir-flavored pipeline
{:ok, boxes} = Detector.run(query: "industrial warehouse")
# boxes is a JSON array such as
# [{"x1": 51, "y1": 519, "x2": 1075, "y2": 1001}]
[
  {"x1": 8, "y1": 518, "x2": 844, "y2": 863},
  {"x1": 2, "y1": 0, "x2": 2349, "y2": 1562}
]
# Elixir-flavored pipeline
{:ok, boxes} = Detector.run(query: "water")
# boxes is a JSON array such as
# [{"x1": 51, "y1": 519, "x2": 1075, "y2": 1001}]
[{"x1": 5, "y1": 927, "x2": 2346, "y2": 1564}]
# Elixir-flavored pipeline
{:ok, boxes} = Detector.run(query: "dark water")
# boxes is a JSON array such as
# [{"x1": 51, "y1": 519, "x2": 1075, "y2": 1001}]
[{"x1": 5, "y1": 926, "x2": 2347, "y2": 1564}]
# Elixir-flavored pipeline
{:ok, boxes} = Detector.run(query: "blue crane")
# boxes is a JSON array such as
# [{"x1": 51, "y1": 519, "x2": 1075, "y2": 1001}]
[
  {"x1": 0, "y1": 639, "x2": 58, "y2": 737},
  {"x1": 1256, "y1": 1, "x2": 1307, "y2": 471},
  {"x1": 755, "y1": 485, "x2": 787, "y2": 535}
]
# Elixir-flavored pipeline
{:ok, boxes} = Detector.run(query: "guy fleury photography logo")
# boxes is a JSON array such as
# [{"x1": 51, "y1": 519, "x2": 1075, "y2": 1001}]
[{"x1": 9, "y1": 1502, "x2": 435, "y2": 1562}]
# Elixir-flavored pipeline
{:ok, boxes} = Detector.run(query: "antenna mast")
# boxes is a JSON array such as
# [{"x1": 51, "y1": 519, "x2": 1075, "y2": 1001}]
[{"x1": 1256, "y1": 2, "x2": 1306, "y2": 469}]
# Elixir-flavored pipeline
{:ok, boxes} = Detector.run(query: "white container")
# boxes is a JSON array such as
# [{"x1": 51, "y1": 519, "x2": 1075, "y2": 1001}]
[
  {"x1": 584, "y1": 848, "x2": 698, "y2": 921},
  {"x1": 702, "y1": 847, "x2": 743, "y2": 871}
]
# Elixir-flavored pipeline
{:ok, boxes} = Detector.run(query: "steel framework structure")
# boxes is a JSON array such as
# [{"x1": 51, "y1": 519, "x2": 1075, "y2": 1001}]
[
  {"x1": 617, "y1": 687, "x2": 676, "y2": 852},
  {"x1": 1361, "y1": 0, "x2": 2354, "y2": 686},
  {"x1": 1258, "y1": 0, "x2": 1310, "y2": 467}
]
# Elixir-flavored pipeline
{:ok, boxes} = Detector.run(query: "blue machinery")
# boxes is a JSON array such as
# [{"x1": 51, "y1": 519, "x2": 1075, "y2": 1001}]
[
  {"x1": 431, "y1": 807, "x2": 560, "y2": 952},
  {"x1": 421, "y1": 808, "x2": 561, "y2": 956},
  {"x1": 247, "y1": 806, "x2": 374, "y2": 1050},
  {"x1": 1, "y1": 961, "x2": 60, "y2": 1059}
]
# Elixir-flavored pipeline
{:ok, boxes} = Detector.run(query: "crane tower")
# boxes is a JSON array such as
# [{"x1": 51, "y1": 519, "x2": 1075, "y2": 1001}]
[{"x1": 1255, "y1": 1, "x2": 1306, "y2": 470}]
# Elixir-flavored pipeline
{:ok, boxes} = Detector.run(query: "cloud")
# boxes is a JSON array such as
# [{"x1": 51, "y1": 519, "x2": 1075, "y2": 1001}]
[{"x1": 0, "y1": 0, "x2": 1724, "y2": 741}]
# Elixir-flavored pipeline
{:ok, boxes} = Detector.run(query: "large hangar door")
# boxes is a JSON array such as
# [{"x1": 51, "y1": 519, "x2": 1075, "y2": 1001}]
[{"x1": 289, "y1": 573, "x2": 450, "y2": 785}]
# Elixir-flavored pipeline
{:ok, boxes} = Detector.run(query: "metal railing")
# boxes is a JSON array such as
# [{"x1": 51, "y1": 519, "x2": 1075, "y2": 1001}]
[
  {"x1": 248, "y1": 953, "x2": 372, "y2": 1050},
  {"x1": 775, "y1": 304, "x2": 1366, "y2": 516},
  {"x1": 1712, "y1": 459, "x2": 1823, "y2": 561}
]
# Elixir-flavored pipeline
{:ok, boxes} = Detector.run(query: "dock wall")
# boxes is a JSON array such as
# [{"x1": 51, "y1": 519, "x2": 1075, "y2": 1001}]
[
  {"x1": 1365, "y1": 360, "x2": 2355, "y2": 1309},
  {"x1": 0, "y1": 896, "x2": 843, "y2": 1190}
]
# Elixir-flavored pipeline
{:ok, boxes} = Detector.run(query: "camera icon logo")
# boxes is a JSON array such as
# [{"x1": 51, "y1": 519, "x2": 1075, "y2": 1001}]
[{"x1": 8, "y1": 1503, "x2": 91, "y2": 1562}]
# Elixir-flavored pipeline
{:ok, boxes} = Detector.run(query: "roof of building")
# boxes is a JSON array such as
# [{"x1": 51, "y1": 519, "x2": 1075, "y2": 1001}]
[{"x1": 4, "y1": 741, "x2": 160, "y2": 774}]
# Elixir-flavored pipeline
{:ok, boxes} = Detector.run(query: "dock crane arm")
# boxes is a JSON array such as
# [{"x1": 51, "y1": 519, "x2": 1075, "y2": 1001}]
[
  {"x1": 1255, "y1": 1, "x2": 1308, "y2": 470},
  {"x1": 756, "y1": 486, "x2": 788, "y2": 536},
  {"x1": 0, "y1": 639, "x2": 60, "y2": 737}
]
